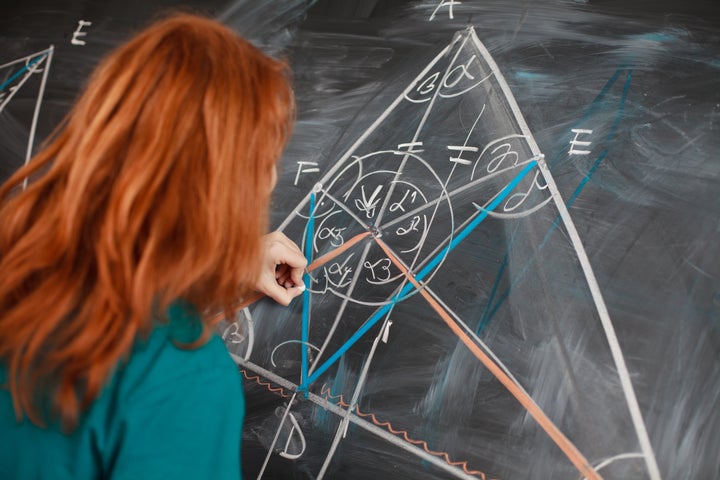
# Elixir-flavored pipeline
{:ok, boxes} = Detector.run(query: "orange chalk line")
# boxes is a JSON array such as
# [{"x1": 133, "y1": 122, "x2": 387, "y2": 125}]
[
  {"x1": 307, "y1": 230, "x2": 372, "y2": 273},
  {"x1": 241, "y1": 369, "x2": 291, "y2": 398},
  {"x1": 373, "y1": 237, "x2": 601, "y2": 480},
  {"x1": 319, "y1": 385, "x2": 497, "y2": 480}
]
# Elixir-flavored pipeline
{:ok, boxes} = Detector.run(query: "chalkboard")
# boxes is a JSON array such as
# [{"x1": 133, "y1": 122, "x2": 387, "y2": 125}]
[{"x1": 1, "y1": 1, "x2": 719, "y2": 479}]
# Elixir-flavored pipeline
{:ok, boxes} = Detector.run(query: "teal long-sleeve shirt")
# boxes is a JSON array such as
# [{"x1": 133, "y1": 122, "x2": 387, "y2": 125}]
[{"x1": 0, "y1": 302, "x2": 244, "y2": 479}]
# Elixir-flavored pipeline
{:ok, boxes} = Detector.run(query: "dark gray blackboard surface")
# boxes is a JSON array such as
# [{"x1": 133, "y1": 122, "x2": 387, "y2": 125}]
[{"x1": 1, "y1": 1, "x2": 718, "y2": 479}]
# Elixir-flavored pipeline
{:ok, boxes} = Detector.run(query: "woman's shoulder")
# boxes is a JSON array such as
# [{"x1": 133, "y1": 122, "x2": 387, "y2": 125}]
[
  {"x1": 113, "y1": 301, "x2": 241, "y2": 401},
  {"x1": 87, "y1": 301, "x2": 244, "y2": 479},
  {"x1": 0, "y1": 301, "x2": 244, "y2": 480}
]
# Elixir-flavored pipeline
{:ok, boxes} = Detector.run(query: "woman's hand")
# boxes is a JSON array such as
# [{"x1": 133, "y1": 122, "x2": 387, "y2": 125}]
[{"x1": 255, "y1": 231, "x2": 308, "y2": 306}]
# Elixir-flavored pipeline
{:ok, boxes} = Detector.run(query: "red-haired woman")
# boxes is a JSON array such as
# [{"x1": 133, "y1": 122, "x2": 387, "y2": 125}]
[{"x1": 0, "y1": 13, "x2": 306, "y2": 479}]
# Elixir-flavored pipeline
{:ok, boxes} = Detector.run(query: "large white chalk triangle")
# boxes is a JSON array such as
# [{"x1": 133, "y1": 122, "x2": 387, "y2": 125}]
[
  {"x1": 225, "y1": 28, "x2": 660, "y2": 480},
  {"x1": 0, "y1": 46, "x2": 54, "y2": 177}
]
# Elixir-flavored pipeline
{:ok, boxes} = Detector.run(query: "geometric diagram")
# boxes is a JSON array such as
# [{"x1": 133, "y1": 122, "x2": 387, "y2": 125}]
[
  {"x1": 220, "y1": 28, "x2": 662, "y2": 479},
  {"x1": 0, "y1": 46, "x2": 54, "y2": 181}
]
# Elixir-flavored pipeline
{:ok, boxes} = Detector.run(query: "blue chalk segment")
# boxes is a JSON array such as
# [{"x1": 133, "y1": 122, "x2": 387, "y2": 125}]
[
  {"x1": 476, "y1": 250, "x2": 509, "y2": 334},
  {"x1": 301, "y1": 192, "x2": 316, "y2": 386},
  {"x1": 298, "y1": 160, "x2": 538, "y2": 391},
  {"x1": 566, "y1": 70, "x2": 631, "y2": 209},
  {"x1": 416, "y1": 160, "x2": 539, "y2": 283},
  {"x1": 0, "y1": 54, "x2": 47, "y2": 93}
]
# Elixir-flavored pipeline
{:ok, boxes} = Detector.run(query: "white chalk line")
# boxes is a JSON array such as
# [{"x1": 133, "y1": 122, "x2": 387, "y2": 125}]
[
  {"x1": 468, "y1": 26, "x2": 661, "y2": 480},
  {"x1": 25, "y1": 46, "x2": 53, "y2": 175},
  {"x1": 277, "y1": 37, "x2": 460, "y2": 233},
  {"x1": 381, "y1": 156, "x2": 538, "y2": 231},
  {"x1": 235, "y1": 358, "x2": 478, "y2": 480},
  {"x1": 316, "y1": 313, "x2": 391, "y2": 479},
  {"x1": 0, "y1": 49, "x2": 51, "y2": 114},
  {"x1": 0, "y1": 47, "x2": 51, "y2": 70}
]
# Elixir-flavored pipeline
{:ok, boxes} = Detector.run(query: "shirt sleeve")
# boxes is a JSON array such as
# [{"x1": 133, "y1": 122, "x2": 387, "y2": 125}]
[{"x1": 106, "y1": 336, "x2": 245, "y2": 480}]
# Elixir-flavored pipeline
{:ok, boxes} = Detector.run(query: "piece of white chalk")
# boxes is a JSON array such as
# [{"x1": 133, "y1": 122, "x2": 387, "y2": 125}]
[{"x1": 294, "y1": 283, "x2": 306, "y2": 292}]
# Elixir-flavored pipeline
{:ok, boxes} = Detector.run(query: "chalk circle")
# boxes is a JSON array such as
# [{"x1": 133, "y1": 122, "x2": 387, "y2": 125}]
[{"x1": 308, "y1": 149, "x2": 454, "y2": 306}]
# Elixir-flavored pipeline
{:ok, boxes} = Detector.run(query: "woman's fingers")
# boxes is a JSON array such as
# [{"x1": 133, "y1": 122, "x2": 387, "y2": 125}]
[{"x1": 256, "y1": 231, "x2": 308, "y2": 305}]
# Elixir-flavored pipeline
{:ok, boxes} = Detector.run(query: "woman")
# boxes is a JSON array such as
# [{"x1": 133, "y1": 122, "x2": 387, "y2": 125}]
[{"x1": 0, "y1": 13, "x2": 305, "y2": 479}]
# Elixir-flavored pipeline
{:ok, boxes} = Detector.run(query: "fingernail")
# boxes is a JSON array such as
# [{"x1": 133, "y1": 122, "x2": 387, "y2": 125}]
[{"x1": 294, "y1": 284, "x2": 306, "y2": 292}]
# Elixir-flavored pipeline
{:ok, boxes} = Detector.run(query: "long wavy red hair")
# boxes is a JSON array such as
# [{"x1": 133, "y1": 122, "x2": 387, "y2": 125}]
[{"x1": 0, "y1": 13, "x2": 293, "y2": 429}]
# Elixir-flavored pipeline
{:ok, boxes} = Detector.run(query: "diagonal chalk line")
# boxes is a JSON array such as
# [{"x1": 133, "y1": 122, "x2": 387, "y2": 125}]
[
  {"x1": 468, "y1": 27, "x2": 661, "y2": 480},
  {"x1": 0, "y1": 56, "x2": 41, "y2": 91},
  {"x1": 277, "y1": 36, "x2": 462, "y2": 233},
  {"x1": 480, "y1": 69, "x2": 633, "y2": 331},
  {"x1": 373, "y1": 235, "x2": 600, "y2": 480}
]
